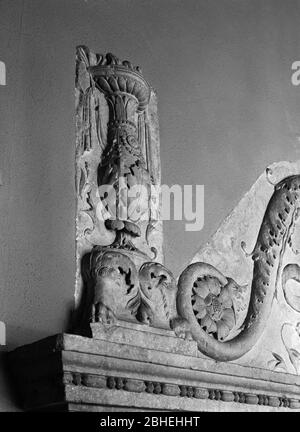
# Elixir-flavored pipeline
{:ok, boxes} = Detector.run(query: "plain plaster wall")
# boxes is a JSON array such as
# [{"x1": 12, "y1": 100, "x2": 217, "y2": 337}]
[{"x1": 0, "y1": 0, "x2": 299, "y2": 410}]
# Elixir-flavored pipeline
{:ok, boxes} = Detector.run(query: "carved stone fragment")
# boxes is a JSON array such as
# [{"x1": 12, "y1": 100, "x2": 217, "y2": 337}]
[
  {"x1": 176, "y1": 173, "x2": 300, "y2": 363},
  {"x1": 76, "y1": 48, "x2": 300, "y2": 375},
  {"x1": 75, "y1": 46, "x2": 163, "y2": 331}
]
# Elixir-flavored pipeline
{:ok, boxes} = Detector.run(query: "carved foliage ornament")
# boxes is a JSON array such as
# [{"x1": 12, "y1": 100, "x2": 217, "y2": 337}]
[
  {"x1": 76, "y1": 47, "x2": 300, "y2": 362},
  {"x1": 177, "y1": 175, "x2": 300, "y2": 361},
  {"x1": 88, "y1": 49, "x2": 153, "y2": 251},
  {"x1": 75, "y1": 46, "x2": 160, "y2": 262},
  {"x1": 89, "y1": 248, "x2": 177, "y2": 332},
  {"x1": 85, "y1": 174, "x2": 300, "y2": 362}
]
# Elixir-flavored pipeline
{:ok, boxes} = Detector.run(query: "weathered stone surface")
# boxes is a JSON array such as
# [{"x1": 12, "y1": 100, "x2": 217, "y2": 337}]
[
  {"x1": 90, "y1": 320, "x2": 197, "y2": 356},
  {"x1": 188, "y1": 161, "x2": 300, "y2": 370},
  {"x1": 8, "y1": 333, "x2": 300, "y2": 411}
]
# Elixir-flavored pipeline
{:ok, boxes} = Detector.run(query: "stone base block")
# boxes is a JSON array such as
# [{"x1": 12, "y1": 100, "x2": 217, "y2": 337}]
[
  {"x1": 8, "y1": 329, "x2": 300, "y2": 412},
  {"x1": 90, "y1": 320, "x2": 197, "y2": 357}
]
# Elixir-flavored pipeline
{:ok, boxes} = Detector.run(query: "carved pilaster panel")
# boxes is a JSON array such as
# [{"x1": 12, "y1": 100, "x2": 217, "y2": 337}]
[{"x1": 75, "y1": 46, "x2": 163, "y2": 327}]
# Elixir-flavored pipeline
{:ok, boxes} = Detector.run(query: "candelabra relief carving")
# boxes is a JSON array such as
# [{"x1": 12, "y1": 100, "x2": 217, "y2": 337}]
[
  {"x1": 75, "y1": 46, "x2": 300, "y2": 365},
  {"x1": 75, "y1": 46, "x2": 169, "y2": 335},
  {"x1": 90, "y1": 52, "x2": 153, "y2": 251},
  {"x1": 75, "y1": 46, "x2": 164, "y2": 333}
]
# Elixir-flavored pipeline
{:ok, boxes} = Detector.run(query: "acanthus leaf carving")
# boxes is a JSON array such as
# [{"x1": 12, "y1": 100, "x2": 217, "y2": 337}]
[{"x1": 137, "y1": 262, "x2": 177, "y2": 329}]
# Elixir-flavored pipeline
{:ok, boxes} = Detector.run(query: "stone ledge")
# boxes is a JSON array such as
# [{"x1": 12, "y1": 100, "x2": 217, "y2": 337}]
[
  {"x1": 8, "y1": 332, "x2": 300, "y2": 412},
  {"x1": 90, "y1": 321, "x2": 198, "y2": 357}
]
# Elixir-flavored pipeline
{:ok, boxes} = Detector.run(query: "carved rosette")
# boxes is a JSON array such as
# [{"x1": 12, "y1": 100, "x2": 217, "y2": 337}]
[
  {"x1": 176, "y1": 263, "x2": 242, "y2": 345},
  {"x1": 191, "y1": 273, "x2": 236, "y2": 341}
]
